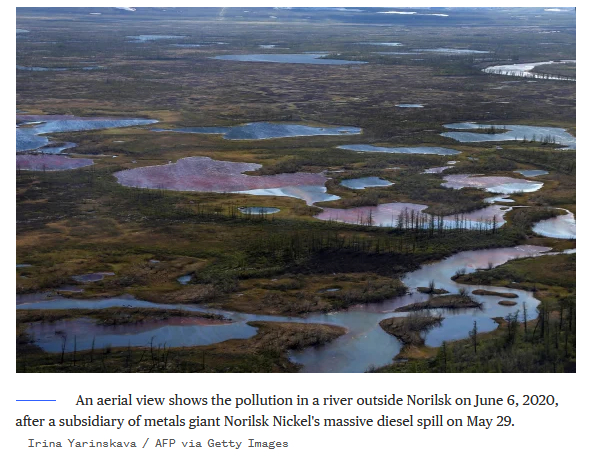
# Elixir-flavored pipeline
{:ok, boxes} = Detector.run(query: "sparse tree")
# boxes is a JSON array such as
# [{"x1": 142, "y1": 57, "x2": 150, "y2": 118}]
[{"x1": 469, "y1": 321, "x2": 478, "y2": 354}]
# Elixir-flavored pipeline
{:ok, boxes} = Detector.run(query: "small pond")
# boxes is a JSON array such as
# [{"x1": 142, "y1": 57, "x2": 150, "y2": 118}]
[
  {"x1": 514, "y1": 169, "x2": 549, "y2": 177},
  {"x1": 177, "y1": 275, "x2": 192, "y2": 285},
  {"x1": 238, "y1": 207, "x2": 281, "y2": 215},
  {"x1": 340, "y1": 177, "x2": 393, "y2": 189}
]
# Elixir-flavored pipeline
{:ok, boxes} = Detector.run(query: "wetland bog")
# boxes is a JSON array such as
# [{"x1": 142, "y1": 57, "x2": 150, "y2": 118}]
[{"x1": 16, "y1": 6, "x2": 575, "y2": 373}]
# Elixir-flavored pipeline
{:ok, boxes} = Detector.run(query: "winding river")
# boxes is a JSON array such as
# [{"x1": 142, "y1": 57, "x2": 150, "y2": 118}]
[
  {"x1": 19, "y1": 245, "x2": 554, "y2": 372},
  {"x1": 483, "y1": 60, "x2": 576, "y2": 81}
]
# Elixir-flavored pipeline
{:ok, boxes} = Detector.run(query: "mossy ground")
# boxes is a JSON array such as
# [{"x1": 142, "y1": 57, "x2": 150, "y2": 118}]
[{"x1": 16, "y1": 8, "x2": 575, "y2": 372}]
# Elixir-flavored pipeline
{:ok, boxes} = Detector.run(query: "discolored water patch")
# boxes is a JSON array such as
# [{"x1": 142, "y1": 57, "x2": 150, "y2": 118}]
[
  {"x1": 114, "y1": 156, "x2": 336, "y2": 205},
  {"x1": 19, "y1": 246, "x2": 552, "y2": 372},
  {"x1": 16, "y1": 154, "x2": 94, "y2": 171},
  {"x1": 314, "y1": 202, "x2": 510, "y2": 230}
]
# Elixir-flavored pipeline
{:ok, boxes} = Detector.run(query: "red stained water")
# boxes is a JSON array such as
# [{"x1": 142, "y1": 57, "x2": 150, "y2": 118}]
[
  {"x1": 16, "y1": 154, "x2": 94, "y2": 171},
  {"x1": 316, "y1": 202, "x2": 428, "y2": 226},
  {"x1": 114, "y1": 156, "x2": 327, "y2": 192},
  {"x1": 315, "y1": 203, "x2": 510, "y2": 228}
]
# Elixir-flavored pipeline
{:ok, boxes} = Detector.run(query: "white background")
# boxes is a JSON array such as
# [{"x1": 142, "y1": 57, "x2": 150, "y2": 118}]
[{"x1": 8, "y1": 2, "x2": 586, "y2": 459}]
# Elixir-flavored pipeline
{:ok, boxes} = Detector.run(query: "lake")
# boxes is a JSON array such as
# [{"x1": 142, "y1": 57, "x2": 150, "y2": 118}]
[
  {"x1": 114, "y1": 156, "x2": 337, "y2": 205},
  {"x1": 337, "y1": 144, "x2": 461, "y2": 155},
  {"x1": 442, "y1": 174, "x2": 543, "y2": 193},
  {"x1": 16, "y1": 114, "x2": 158, "y2": 153},
  {"x1": 154, "y1": 122, "x2": 361, "y2": 140},
  {"x1": 314, "y1": 202, "x2": 511, "y2": 230},
  {"x1": 441, "y1": 122, "x2": 576, "y2": 149},
  {"x1": 483, "y1": 60, "x2": 576, "y2": 81},
  {"x1": 213, "y1": 54, "x2": 367, "y2": 65}
]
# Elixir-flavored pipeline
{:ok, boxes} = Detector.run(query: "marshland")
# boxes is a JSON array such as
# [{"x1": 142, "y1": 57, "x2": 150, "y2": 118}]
[{"x1": 16, "y1": 7, "x2": 575, "y2": 373}]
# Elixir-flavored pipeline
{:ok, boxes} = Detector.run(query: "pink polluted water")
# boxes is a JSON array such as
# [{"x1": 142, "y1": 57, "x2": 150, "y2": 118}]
[
  {"x1": 16, "y1": 154, "x2": 94, "y2": 171},
  {"x1": 314, "y1": 203, "x2": 511, "y2": 230},
  {"x1": 20, "y1": 245, "x2": 555, "y2": 372},
  {"x1": 113, "y1": 156, "x2": 337, "y2": 205},
  {"x1": 532, "y1": 209, "x2": 576, "y2": 239}
]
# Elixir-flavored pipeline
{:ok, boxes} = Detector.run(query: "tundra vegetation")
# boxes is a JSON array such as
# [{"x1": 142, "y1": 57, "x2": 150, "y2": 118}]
[{"x1": 16, "y1": 7, "x2": 575, "y2": 372}]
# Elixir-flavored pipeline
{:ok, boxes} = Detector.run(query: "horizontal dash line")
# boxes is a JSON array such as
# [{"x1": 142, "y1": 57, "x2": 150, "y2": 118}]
[{"x1": 16, "y1": 400, "x2": 57, "y2": 402}]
